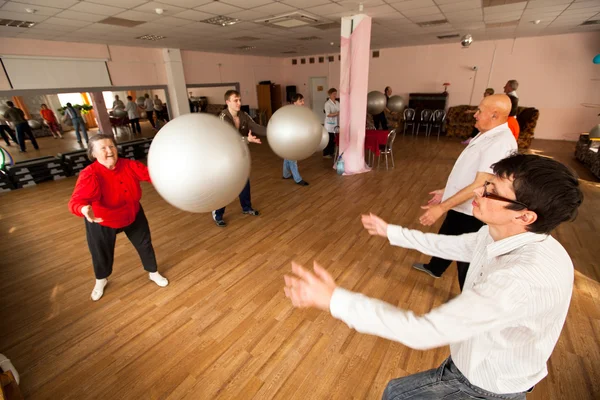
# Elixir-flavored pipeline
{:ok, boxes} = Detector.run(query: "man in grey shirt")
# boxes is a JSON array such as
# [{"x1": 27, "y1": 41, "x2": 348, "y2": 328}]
[{"x1": 3, "y1": 101, "x2": 39, "y2": 152}]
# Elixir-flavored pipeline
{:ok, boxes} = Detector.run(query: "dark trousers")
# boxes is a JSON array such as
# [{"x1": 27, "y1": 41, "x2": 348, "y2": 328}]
[
  {"x1": 130, "y1": 118, "x2": 142, "y2": 134},
  {"x1": 146, "y1": 111, "x2": 155, "y2": 128},
  {"x1": 425, "y1": 210, "x2": 484, "y2": 290},
  {"x1": 85, "y1": 207, "x2": 158, "y2": 279},
  {"x1": 213, "y1": 179, "x2": 252, "y2": 220},
  {"x1": 374, "y1": 113, "x2": 388, "y2": 130},
  {"x1": 0, "y1": 125, "x2": 17, "y2": 146},
  {"x1": 323, "y1": 132, "x2": 335, "y2": 157},
  {"x1": 15, "y1": 122, "x2": 39, "y2": 151}
]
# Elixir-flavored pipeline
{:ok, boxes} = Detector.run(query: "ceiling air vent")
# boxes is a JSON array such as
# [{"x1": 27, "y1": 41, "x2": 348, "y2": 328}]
[
  {"x1": 257, "y1": 12, "x2": 320, "y2": 28},
  {"x1": 298, "y1": 36, "x2": 321, "y2": 41},
  {"x1": 581, "y1": 20, "x2": 600, "y2": 26},
  {"x1": 0, "y1": 19, "x2": 35, "y2": 28},
  {"x1": 437, "y1": 34, "x2": 460, "y2": 39},
  {"x1": 236, "y1": 45, "x2": 256, "y2": 51},
  {"x1": 136, "y1": 34, "x2": 166, "y2": 41},
  {"x1": 231, "y1": 36, "x2": 261, "y2": 41},
  {"x1": 99, "y1": 17, "x2": 145, "y2": 27},
  {"x1": 282, "y1": 51, "x2": 297, "y2": 54},
  {"x1": 485, "y1": 20, "x2": 519, "y2": 28},
  {"x1": 202, "y1": 16, "x2": 240, "y2": 27},
  {"x1": 417, "y1": 19, "x2": 448, "y2": 27}
]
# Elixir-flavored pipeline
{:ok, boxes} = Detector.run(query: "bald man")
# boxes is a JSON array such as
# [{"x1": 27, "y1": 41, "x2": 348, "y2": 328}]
[{"x1": 414, "y1": 95, "x2": 517, "y2": 289}]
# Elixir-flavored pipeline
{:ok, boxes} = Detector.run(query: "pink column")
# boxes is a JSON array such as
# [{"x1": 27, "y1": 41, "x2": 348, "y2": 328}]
[
  {"x1": 90, "y1": 92, "x2": 112, "y2": 136},
  {"x1": 338, "y1": 15, "x2": 372, "y2": 175}
]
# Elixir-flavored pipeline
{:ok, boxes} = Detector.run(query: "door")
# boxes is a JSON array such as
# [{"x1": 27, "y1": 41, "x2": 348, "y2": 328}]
[{"x1": 309, "y1": 77, "x2": 328, "y2": 123}]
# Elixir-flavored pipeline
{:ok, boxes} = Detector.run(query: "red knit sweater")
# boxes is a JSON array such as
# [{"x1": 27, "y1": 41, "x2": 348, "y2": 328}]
[{"x1": 69, "y1": 158, "x2": 150, "y2": 229}]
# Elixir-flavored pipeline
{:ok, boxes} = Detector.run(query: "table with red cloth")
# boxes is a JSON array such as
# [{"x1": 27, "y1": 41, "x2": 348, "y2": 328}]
[{"x1": 334, "y1": 129, "x2": 389, "y2": 156}]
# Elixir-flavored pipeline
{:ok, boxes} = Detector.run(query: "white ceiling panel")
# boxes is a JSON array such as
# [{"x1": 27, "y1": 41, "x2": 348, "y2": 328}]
[
  {"x1": 68, "y1": 1, "x2": 125, "y2": 16},
  {"x1": 11, "y1": 0, "x2": 78, "y2": 8},
  {"x1": 0, "y1": 2, "x2": 62, "y2": 16},
  {"x1": 54, "y1": 9, "x2": 108, "y2": 22}
]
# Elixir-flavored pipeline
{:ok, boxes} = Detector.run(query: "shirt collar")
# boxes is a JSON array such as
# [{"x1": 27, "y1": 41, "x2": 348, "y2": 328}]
[
  {"x1": 486, "y1": 231, "x2": 548, "y2": 258},
  {"x1": 507, "y1": 90, "x2": 518, "y2": 98},
  {"x1": 470, "y1": 122, "x2": 509, "y2": 143}
]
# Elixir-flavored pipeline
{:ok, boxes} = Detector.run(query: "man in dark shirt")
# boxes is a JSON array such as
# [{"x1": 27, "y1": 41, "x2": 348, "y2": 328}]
[
  {"x1": 503, "y1": 80, "x2": 520, "y2": 141},
  {"x1": 212, "y1": 90, "x2": 263, "y2": 227},
  {"x1": 3, "y1": 101, "x2": 39, "y2": 152}
]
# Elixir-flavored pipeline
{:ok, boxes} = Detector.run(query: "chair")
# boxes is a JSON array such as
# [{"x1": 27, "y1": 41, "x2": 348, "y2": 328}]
[
  {"x1": 416, "y1": 109, "x2": 432, "y2": 135},
  {"x1": 428, "y1": 109, "x2": 446, "y2": 138},
  {"x1": 403, "y1": 108, "x2": 416, "y2": 135},
  {"x1": 377, "y1": 129, "x2": 397, "y2": 169}
]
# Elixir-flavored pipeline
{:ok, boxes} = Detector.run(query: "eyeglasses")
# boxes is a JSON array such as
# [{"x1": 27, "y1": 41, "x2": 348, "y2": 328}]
[{"x1": 482, "y1": 181, "x2": 528, "y2": 208}]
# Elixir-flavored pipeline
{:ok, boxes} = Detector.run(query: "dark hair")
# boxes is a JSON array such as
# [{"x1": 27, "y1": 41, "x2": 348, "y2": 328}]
[
  {"x1": 291, "y1": 93, "x2": 304, "y2": 103},
  {"x1": 485, "y1": 88, "x2": 494, "y2": 95},
  {"x1": 66, "y1": 103, "x2": 72, "y2": 108},
  {"x1": 144, "y1": 93, "x2": 149, "y2": 98},
  {"x1": 41, "y1": 103, "x2": 47, "y2": 108},
  {"x1": 6, "y1": 101, "x2": 14, "y2": 107},
  {"x1": 224, "y1": 90, "x2": 240, "y2": 102},
  {"x1": 327, "y1": 88, "x2": 337, "y2": 96},
  {"x1": 127, "y1": 96, "x2": 132, "y2": 101},
  {"x1": 87, "y1": 133, "x2": 118, "y2": 161},
  {"x1": 492, "y1": 153, "x2": 583, "y2": 234},
  {"x1": 384, "y1": 86, "x2": 391, "y2": 94}
]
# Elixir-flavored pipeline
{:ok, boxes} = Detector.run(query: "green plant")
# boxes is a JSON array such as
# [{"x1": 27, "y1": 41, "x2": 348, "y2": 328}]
[{"x1": 57, "y1": 104, "x2": 93, "y2": 116}]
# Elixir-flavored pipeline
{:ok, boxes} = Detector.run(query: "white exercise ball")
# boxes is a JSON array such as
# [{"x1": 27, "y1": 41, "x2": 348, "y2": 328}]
[
  {"x1": 316, "y1": 127, "x2": 329, "y2": 152},
  {"x1": 148, "y1": 113, "x2": 251, "y2": 213},
  {"x1": 367, "y1": 91, "x2": 387, "y2": 115},
  {"x1": 113, "y1": 109, "x2": 127, "y2": 118},
  {"x1": 28, "y1": 119, "x2": 42, "y2": 130},
  {"x1": 267, "y1": 105, "x2": 322, "y2": 161},
  {"x1": 387, "y1": 95, "x2": 405, "y2": 113},
  {"x1": 0, "y1": 104, "x2": 8, "y2": 114}
]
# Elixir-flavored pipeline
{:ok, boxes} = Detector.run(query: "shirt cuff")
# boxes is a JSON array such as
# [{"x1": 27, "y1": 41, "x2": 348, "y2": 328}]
[{"x1": 329, "y1": 287, "x2": 357, "y2": 321}]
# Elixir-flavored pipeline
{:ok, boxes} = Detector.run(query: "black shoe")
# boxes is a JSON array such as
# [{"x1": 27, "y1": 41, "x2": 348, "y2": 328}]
[
  {"x1": 214, "y1": 219, "x2": 227, "y2": 227},
  {"x1": 412, "y1": 263, "x2": 441, "y2": 279},
  {"x1": 296, "y1": 180, "x2": 309, "y2": 186},
  {"x1": 242, "y1": 209, "x2": 260, "y2": 216}
]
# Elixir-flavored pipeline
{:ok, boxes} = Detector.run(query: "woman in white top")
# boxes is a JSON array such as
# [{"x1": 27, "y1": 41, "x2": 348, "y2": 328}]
[
  {"x1": 125, "y1": 96, "x2": 141, "y2": 134},
  {"x1": 323, "y1": 88, "x2": 339, "y2": 158}
]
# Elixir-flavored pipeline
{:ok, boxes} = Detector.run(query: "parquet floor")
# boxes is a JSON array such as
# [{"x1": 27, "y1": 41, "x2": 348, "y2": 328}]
[{"x1": 0, "y1": 134, "x2": 598, "y2": 399}]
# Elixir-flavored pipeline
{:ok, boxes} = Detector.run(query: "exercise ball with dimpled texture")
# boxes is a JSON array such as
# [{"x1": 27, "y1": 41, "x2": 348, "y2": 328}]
[
  {"x1": 267, "y1": 105, "x2": 322, "y2": 161},
  {"x1": 28, "y1": 120, "x2": 42, "y2": 130},
  {"x1": 148, "y1": 113, "x2": 251, "y2": 213},
  {"x1": 316, "y1": 126, "x2": 329, "y2": 152},
  {"x1": 367, "y1": 91, "x2": 386, "y2": 115},
  {"x1": 387, "y1": 95, "x2": 404, "y2": 113}
]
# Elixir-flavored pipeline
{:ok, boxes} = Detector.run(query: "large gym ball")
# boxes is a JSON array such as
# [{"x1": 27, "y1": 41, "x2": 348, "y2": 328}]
[
  {"x1": 387, "y1": 95, "x2": 405, "y2": 113},
  {"x1": 28, "y1": 119, "x2": 42, "y2": 130},
  {"x1": 136, "y1": 97, "x2": 146, "y2": 106},
  {"x1": 140, "y1": 111, "x2": 148, "y2": 119},
  {"x1": 148, "y1": 113, "x2": 251, "y2": 213},
  {"x1": 113, "y1": 109, "x2": 127, "y2": 118},
  {"x1": 267, "y1": 105, "x2": 322, "y2": 161},
  {"x1": 316, "y1": 127, "x2": 329, "y2": 152},
  {"x1": 367, "y1": 91, "x2": 387, "y2": 114}
]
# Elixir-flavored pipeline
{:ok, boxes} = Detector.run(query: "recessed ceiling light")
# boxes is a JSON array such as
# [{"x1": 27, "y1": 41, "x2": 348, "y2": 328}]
[
  {"x1": 25, "y1": 8, "x2": 36, "y2": 14},
  {"x1": 533, "y1": 19, "x2": 541, "y2": 24},
  {"x1": 155, "y1": 8, "x2": 164, "y2": 15}
]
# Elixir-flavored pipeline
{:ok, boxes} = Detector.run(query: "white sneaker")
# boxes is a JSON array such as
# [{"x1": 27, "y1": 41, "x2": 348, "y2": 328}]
[
  {"x1": 91, "y1": 278, "x2": 108, "y2": 301},
  {"x1": 149, "y1": 272, "x2": 169, "y2": 287},
  {"x1": 0, "y1": 354, "x2": 20, "y2": 384}
]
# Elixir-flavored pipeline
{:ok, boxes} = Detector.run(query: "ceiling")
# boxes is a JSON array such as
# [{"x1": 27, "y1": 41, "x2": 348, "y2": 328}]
[{"x1": 0, "y1": 0, "x2": 599, "y2": 57}]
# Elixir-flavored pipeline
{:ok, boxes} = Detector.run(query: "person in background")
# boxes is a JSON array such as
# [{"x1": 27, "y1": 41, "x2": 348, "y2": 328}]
[
  {"x1": 373, "y1": 86, "x2": 392, "y2": 130},
  {"x1": 463, "y1": 88, "x2": 495, "y2": 145},
  {"x1": 3, "y1": 101, "x2": 39, "y2": 152},
  {"x1": 142, "y1": 93, "x2": 156, "y2": 130},
  {"x1": 40, "y1": 104, "x2": 63, "y2": 139},
  {"x1": 323, "y1": 88, "x2": 340, "y2": 159},
  {"x1": 125, "y1": 96, "x2": 141, "y2": 135},
  {"x1": 0, "y1": 113, "x2": 17, "y2": 147},
  {"x1": 282, "y1": 93, "x2": 309, "y2": 187},
  {"x1": 69, "y1": 133, "x2": 168, "y2": 301},
  {"x1": 112, "y1": 95, "x2": 125, "y2": 110},
  {"x1": 63, "y1": 103, "x2": 89, "y2": 144},
  {"x1": 504, "y1": 79, "x2": 520, "y2": 142},
  {"x1": 154, "y1": 95, "x2": 169, "y2": 123}
]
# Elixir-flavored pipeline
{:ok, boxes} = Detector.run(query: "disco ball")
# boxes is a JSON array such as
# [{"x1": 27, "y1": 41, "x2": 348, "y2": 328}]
[{"x1": 461, "y1": 34, "x2": 473, "y2": 48}]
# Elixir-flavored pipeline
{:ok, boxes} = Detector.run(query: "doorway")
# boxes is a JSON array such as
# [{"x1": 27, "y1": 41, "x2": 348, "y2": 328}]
[{"x1": 309, "y1": 77, "x2": 328, "y2": 123}]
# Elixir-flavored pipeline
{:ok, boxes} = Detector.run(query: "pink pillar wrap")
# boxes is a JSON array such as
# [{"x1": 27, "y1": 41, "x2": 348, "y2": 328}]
[{"x1": 338, "y1": 15, "x2": 372, "y2": 175}]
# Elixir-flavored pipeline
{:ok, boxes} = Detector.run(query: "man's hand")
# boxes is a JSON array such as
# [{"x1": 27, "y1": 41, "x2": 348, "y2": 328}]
[
  {"x1": 247, "y1": 130, "x2": 261, "y2": 144},
  {"x1": 427, "y1": 189, "x2": 444, "y2": 205},
  {"x1": 81, "y1": 205, "x2": 103, "y2": 223},
  {"x1": 284, "y1": 262, "x2": 337, "y2": 311},
  {"x1": 361, "y1": 213, "x2": 389, "y2": 238},
  {"x1": 419, "y1": 204, "x2": 445, "y2": 226}
]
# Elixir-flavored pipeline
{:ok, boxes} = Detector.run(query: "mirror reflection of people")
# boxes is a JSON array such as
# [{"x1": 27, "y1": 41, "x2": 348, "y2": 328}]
[
  {"x1": 282, "y1": 93, "x2": 309, "y2": 186},
  {"x1": 125, "y1": 96, "x2": 141, "y2": 135},
  {"x1": 68, "y1": 134, "x2": 169, "y2": 301},
  {"x1": 40, "y1": 104, "x2": 63, "y2": 139},
  {"x1": 63, "y1": 103, "x2": 89, "y2": 144},
  {"x1": 3, "y1": 101, "x2": 40, "y2": 152},
  {"x1": 112, "y1": 95, "x2": 125, "y2": 110}
]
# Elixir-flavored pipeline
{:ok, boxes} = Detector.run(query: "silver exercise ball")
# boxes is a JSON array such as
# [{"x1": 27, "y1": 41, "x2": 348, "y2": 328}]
[
  {"x1": 316, "y1": 127, "x2": 329, "y2": 152},
  {"x1": 367, "y1": 91, "x2": 386, "y2": 115},
  {"x1": 148, "y1": 113, "x2": 251, "y2": 213},
  {"x1": 387, "y1": 95, "x2": 405, "y2": 113},
  {"x1": 267, "y1": 105, "x2": 322, "y2": 161},
  {"x1": 136, "y1": 97, "x2": 146, "y2": 106},
  {"x1": 113, "y1": 109, "x2": 127, "y2": 118},
  {"x1": 28, "y1": 119, "x2": 42, "y2": 130}
]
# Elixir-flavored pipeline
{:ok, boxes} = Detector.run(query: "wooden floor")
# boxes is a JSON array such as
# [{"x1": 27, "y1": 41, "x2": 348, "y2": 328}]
[{"x1": 0, "y1": 135, "x2": 598, "y2": 399}]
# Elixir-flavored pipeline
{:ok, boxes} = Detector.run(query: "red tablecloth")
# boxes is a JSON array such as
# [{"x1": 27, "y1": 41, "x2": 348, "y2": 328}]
[{"x1": 334, "y1": 130, "x2": 389, "y2": 156}]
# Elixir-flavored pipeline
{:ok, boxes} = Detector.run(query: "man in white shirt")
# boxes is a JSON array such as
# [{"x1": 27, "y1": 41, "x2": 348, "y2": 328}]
[
  {"x1": 416, "y1": 94, "x2": 517, "y2": 290},
  {"x1": 142, "y1": 93, "x2": 156, "y2": 130},
  {"x1": 284, "y1": 153, "x2": 583, "y2": 399}
]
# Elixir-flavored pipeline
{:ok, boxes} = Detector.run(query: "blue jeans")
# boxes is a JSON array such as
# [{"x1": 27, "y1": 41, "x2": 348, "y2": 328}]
[
  {"x1": 72, "y1": 117, "x2": 89, "y2": 143},
  {"x1": 383, "y1": 357, "x2": 527, "y2": 400},
  {"x1": 213, "y1": 179, "x2": 252, "y2": 220},
  {"x1": 283, "y1": 159, "x2": 302, "y2": 183}
]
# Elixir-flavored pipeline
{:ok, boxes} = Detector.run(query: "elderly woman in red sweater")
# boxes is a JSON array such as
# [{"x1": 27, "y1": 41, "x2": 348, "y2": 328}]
[{"x1": 69, "y1": 133, "x2": 168, "y2": 301}]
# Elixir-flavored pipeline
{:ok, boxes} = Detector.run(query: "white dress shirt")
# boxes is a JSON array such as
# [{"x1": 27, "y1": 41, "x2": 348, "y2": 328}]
[
  {"x1": 330, "y1": 225, "x2": 573, "y2": 394},
  {"x1": 144, "y1": 97, "x2": 154, "y2": 113},
  {"x1": 442, "y1": 122, "x2": 517, "y2": 215},
  {"x1": 324, "y1": 99, "x2": 339, "y2": 133},
  {"x1": 125, "y1": 101, "x2": 139, "y2": 120}
]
